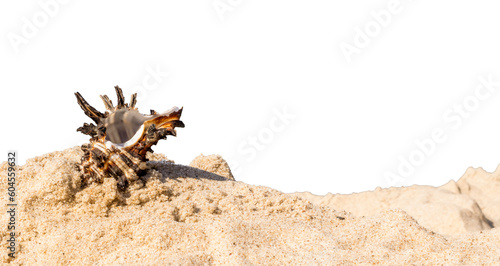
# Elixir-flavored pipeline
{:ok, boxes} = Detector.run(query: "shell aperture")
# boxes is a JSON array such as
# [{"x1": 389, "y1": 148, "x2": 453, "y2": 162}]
[{"x1": 104, "y1": 109, "x2": 149, "y2": 145}]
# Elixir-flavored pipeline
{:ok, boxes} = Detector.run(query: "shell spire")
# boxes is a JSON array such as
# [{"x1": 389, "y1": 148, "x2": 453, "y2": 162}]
[{"x1": 75, "y1": 86, "x2": 184, "y2": 189}]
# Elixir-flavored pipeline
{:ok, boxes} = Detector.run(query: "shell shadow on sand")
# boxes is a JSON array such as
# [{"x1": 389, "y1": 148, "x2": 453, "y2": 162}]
[{"x1": 146, "y1": 161, "x2": 232, "y2": 183}]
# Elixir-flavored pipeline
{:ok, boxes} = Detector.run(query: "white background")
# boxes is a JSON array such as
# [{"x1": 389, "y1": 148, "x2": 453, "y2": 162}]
[{"x1": 2, "y1": 0, "x2": 500, "y2": 195}]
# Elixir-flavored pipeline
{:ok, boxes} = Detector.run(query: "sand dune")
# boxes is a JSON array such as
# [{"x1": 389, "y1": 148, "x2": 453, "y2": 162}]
[
  {"x1": 295, "y1": 166, "x2": 500, "y2": 236},
  {"x1": 1, "y1": 147, "x2": 499, "y2": 264}
]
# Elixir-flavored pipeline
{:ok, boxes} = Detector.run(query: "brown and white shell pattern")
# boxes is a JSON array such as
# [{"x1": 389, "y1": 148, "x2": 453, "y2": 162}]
[{"x1": 75, "y1": 86, "x2": 184, "y2": 189}]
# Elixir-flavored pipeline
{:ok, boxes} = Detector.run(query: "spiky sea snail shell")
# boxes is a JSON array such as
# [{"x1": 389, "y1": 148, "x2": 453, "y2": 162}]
[{"x1": 75, "y1": 86, "x2": 184, "y2": 189}]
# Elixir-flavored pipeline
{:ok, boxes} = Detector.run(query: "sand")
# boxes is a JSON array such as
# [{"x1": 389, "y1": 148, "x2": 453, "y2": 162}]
[
  {"x1": 1, "y1": 147, "x2": 500, "y2": 264},
  {"x1": 295, "y1": 166, "x2": 500, "y2": 237}
]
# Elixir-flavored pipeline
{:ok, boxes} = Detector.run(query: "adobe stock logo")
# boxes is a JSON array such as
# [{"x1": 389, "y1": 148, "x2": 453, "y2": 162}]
[
  {"x1": 384, "y1": 74, "x2": 500, "y2": 187},
  {"x1": 228, "y1": 106, "x2": 296, "y2": 176},
  {"x1": 213, "y1": 0, "x2": 243, "y2": 21},
  {"x1": 7, "y1": 0, "x2": 70, "y2": 54},
  {"x1": 339, "y1": 0, "x2": 411, "y2": 64},
  {"x1": 127, "y1": 64, "x2": 170, "y2": 102}
]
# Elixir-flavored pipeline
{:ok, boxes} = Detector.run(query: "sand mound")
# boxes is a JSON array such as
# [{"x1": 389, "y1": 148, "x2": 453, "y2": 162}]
[
  {"x1": 295, "y1": 167, "x2": 500, "y2": 236},
  {"x1": 440, "y1": 166, "x2": 500, "y2": 229},
  {"x1": 1, "y1": 148, "x2": 500, "y2": 264},
  {"x1": 190, "y1": 154, "x2": 235, "y2": 181}
]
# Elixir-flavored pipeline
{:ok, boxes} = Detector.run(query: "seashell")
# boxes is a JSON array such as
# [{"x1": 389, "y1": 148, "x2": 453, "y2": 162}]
[{"x1": 75, "y1": 86, "x2": 184, "y2": 189}]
